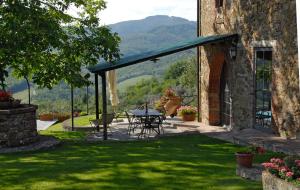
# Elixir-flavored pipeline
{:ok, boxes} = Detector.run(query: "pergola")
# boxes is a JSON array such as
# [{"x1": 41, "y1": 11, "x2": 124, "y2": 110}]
[{"x1": 88, "y1": 34, "x2": 238, "y2": 140}]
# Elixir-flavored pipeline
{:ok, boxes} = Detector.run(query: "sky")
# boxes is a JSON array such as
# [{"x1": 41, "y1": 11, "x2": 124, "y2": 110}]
[{"x1": 98, "y1": 0, "x2": 197, "y2": 24}]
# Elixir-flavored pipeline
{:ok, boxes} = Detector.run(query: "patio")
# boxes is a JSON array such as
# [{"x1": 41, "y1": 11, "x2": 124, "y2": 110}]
[{"x1": 77, "y1": 117, "x2": 300, "y2": 156}]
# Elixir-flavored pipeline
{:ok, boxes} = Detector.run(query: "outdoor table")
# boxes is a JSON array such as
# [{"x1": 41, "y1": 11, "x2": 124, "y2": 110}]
[
  {"x1": 129, "y1": 109, "x2": 163, "y2": 136},
  {"x1": 129, "y1": 109, "x2": 162, "y2": 117}
]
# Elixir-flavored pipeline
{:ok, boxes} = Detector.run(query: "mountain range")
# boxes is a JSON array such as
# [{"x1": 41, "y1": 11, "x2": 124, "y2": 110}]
[{"x1": 9, "y1": 15, "x2": 197, "y2": 102}]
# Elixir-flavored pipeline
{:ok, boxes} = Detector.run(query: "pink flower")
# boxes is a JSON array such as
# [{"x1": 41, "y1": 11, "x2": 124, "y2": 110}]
[
  {"x1": 286, "y1": 172, "x2": 294, "y2": 177},
  {"x1": 270, "y1": 158, "x2": 284, "y2": 164},
  {"x1": 262, "y1": 162, "x2": 279, "y2": 170},
  {"x1": 279, "y1": 166, "x2": 289, "y2": 173}
]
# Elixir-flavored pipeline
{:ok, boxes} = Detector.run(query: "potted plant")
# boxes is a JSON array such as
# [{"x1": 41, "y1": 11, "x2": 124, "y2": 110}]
[
  {"x1": 262, "y1": 156, "x2": 300, "y2": 189},
  {"x1": 0, "y1": 90, "x2": 21, "y2": 109},
  {"x1": 235, "y1": 146, "x2": 266, "y2": 168},
  {"x1": 177, "y1": 106, "x2": 197, "y2": 121}
]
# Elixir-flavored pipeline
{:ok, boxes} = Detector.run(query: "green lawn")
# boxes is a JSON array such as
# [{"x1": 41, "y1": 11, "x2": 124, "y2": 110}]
[{"x1": 0, "y1": 131, "x2": 282, "y2": 190}]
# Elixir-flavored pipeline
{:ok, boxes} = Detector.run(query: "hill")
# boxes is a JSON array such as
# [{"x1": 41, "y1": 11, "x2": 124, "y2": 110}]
[
  {"x1": 8, "y1": 15, "x2": 197, "y2": 111},
  {"x1": 113, "y1": 15, "x2": 197, "y2": 82}
]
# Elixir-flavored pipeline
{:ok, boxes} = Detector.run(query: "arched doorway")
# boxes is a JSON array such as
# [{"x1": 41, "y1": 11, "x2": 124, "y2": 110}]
[
  {"x1": 207, "y1": 51, "x2": 232, "y2": 127},
  {"x1": 208, "y1": 52, "x2": 225, "y2": 125}
]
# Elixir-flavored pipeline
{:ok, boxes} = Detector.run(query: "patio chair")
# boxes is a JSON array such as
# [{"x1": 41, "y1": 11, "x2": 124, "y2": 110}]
[
  {"x1": 89, "y1": 113, "x2": 115, "y2": 134},
  {"x1": 125, "y1": 111, "x2": 141, "y2": 135},
  {"x1": 89, "y1": 118, "x2": 102, "y2": 132}
]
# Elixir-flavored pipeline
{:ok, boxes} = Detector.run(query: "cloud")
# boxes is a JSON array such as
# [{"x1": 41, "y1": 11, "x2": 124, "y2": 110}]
[{"x1": 99, "y1": 0, "x2": 197, "y2": 24}]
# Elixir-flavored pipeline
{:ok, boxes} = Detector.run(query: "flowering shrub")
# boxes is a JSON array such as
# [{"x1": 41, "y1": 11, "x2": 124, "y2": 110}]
[
  {"x1": 262, "y1": 156, "x2": 300, "y2": 184},
  {"x1": 177, "y1": 106, "x2": 197, "y2": 116},
  {"x1": 0, "y1": 90, "x2": 12, "y2": 102}
]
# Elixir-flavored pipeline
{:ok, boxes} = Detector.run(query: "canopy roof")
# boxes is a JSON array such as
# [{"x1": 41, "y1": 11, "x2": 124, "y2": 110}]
[{"x1": 88, "y1": 34, "x2": 238, "y2": 73}]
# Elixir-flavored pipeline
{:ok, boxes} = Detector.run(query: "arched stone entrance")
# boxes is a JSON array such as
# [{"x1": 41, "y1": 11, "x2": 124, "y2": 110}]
[{"x1": 208, "y1": 52, "x2": 226, "y2": 125}]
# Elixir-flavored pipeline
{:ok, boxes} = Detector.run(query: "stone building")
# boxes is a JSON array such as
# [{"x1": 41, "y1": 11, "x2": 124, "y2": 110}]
[{"x1": 198, "y1": 0, "x2": 300, "y2": 138}]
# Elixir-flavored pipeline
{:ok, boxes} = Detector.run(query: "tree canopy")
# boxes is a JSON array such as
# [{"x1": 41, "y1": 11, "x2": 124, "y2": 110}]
[{"x1": 0, "y1": 0, "x2": 120, "y2": 90}]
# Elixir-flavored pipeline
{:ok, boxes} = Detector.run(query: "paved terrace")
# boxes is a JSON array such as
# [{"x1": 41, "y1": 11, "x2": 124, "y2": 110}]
[
  {"x1": 173, "y1": 121, "x2": 300, "y2": 156},
  {"x1": 85, "y1": 117, "x2": 300, "y2": 156}
]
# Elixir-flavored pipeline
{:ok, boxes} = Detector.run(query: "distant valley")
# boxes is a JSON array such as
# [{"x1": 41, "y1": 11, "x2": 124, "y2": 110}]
[{"x1": 8, "y1": 15, "x2": 197, "y2": 109}]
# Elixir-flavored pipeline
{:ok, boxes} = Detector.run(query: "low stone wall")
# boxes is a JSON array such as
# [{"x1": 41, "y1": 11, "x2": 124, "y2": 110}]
[
  {"x1": 262, "y1": 171, "x2": 300, "y2": 190},
  {"x1": 0, "y1": 105, "x2": 39, "y2": 147},
  {"x1": 236, "y1": 164, "x2": 263, "y2": 181}
]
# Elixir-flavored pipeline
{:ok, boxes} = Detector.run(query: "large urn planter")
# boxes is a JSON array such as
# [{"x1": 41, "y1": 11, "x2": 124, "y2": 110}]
[
  {"x1": 182, "y1": 113, "x2": 196, "y2": 121},
  {"x1": 262, "y1": 171, "x2": 300, "y2": 190},
  {"x1": 235, "y1": 152, "x2": 254, "y2": 168},
  {"x1": 164, "y1": 96, "x2": 181, "y2": 117}
]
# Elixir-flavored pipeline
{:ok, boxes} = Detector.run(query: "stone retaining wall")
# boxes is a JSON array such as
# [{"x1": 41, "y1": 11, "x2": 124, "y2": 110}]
[
  {"x1": 0, "y1": 105, "x2": 39, "y2": 147},
  {"x1": 262, "y1": 171, "x2": 300, "y2": 190}
]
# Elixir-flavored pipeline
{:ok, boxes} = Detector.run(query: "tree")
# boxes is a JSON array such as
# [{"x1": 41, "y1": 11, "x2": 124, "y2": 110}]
[{"x1": 0, "y1": 0, "x2": 120, "y2": 90}]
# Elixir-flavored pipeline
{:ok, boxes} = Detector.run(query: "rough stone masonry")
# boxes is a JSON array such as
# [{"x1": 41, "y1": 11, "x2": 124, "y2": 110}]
[
  {"x1": 199, "y1": 0, "x2": 300, "y2": 137},
  {"x1": 0, "y1": 105, "x2": 39, "y2": 147}
]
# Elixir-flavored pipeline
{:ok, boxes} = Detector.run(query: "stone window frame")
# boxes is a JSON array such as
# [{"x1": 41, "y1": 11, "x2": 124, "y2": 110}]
[{"x1": 250, "y1": 40, "x2": 277, "y2": 128}]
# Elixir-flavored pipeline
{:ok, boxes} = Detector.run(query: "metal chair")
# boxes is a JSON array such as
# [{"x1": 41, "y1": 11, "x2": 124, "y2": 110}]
[
  {"x1": 89, "y1": 118, "x2": 102, "y2": 133},
  {"x1": 89, "y1": 113, "x2": 115, "y2": 134},
  {"x1": 138, "y1": 115, "x2": 162, "y2": 138},
  {"x1": 125, "y1": 111, "x2": 141, "y2": 135}
]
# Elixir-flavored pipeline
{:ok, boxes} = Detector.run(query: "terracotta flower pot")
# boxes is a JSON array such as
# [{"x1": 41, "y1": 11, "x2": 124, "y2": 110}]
[
  {"x1": 235, "y1": 152, "x2": 254, "y2": 168},
  {"x1": 182, "y1": 113, "x2": 196, "y2": 121},
  {"x1": 39, "y1": 114, "x2": 54, "y2": 121}
]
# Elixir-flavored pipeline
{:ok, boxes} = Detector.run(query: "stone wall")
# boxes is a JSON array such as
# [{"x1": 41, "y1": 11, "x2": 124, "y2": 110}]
[
  {"x1": 262, "y1": 171, "x2": 300, "y2": 190},
  {"x1": 199, "y1": 0, "x2": 300, "y2": 134},
  {"x1": 0, "y1": 105, "x2": 39, "y2": 147}
]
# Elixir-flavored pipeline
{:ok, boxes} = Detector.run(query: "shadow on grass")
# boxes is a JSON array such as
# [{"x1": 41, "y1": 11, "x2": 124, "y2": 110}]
[{"x1": 0, "y1": 134, "x2": 279, "y2": 190}]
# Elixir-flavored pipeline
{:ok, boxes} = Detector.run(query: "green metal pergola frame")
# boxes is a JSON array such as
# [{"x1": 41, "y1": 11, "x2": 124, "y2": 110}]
[{"x1": 88, "y1": 34, "x2": 238, "y2": 140}]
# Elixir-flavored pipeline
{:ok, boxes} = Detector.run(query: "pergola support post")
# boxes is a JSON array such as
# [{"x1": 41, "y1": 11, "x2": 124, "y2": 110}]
[
  {"x1": 86, "y1": 85, "x2": 89, "y2": 115},
  {"x1": 100, "y1": 72, "x2": 108, "y2": 140},
  {"x1": 71, "y1": 85, "x2": 74, "y2": 131},
  {"x1": 95, "y1": 73, "x2": 100, "y2": 132}
]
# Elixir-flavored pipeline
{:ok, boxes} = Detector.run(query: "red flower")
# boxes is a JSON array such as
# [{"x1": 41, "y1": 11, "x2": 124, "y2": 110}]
[
  {"x1": 256, "y1": 147, "x2": 266, "y2": 154},
  {"x1": 0, "y1": 90, "x2": 12, "y2": 101},
  {"x1": 295, "y1": 160, "x2": 300, "y2": 167}
]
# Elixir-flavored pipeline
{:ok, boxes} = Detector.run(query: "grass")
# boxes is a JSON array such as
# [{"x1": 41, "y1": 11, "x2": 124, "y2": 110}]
[
  {"x1": 0, "y1": 130, "x2": 283, "y2": 190},
  {"x1": 73, "y1": 115, "x2": 96, "y2": 126}
]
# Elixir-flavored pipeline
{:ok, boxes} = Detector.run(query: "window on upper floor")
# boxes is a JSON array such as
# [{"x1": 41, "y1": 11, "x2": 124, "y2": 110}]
[{"x1": 215, "y1": 0, "x2": 224, "y2": 8}]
